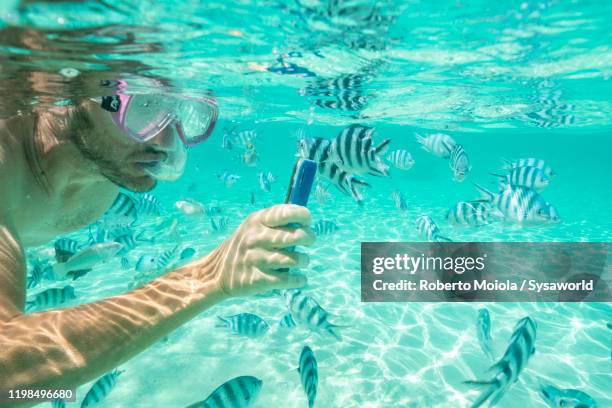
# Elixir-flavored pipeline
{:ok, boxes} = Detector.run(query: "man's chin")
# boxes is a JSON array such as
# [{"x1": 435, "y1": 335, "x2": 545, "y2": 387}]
[{"x1": 105, "y1": 172, "x2": 157, "y2": 192}]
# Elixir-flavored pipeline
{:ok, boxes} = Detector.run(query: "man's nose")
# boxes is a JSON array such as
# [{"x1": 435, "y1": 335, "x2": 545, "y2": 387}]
[{"x1": 147, "y1": 123, "x2": 179, "y2": 151}]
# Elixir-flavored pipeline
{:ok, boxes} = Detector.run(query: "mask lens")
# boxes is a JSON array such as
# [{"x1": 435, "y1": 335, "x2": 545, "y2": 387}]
[
  {"x1": 176, "y1": 98, "x2": 218, "y2": 144},
  {"x1": 123, "y1": 95, "x2": 175, "y2": 141}
]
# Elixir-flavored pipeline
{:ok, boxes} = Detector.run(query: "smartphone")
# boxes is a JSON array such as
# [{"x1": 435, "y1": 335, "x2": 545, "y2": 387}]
[
  {"x1": 280, "y1": 159, "x2": 316, "y2": 272},
  {"x1": 285, "y1": 158, "x2": 317, "y2": 206}
]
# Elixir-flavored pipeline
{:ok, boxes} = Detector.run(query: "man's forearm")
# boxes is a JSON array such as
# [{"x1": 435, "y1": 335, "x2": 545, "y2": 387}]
[{"x1": 0, "y1": 248, "x2": 227, "y2": 393}]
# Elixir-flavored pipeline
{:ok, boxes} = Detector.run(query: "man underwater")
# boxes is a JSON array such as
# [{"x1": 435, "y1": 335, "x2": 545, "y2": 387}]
[{"x1": 0, "y1": 80, "x2": 314, "y2": 406}]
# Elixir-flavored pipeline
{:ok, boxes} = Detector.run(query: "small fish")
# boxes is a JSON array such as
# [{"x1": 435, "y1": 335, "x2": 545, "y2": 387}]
[
  {"x1": 415, "y1": 133, "x2": 456, "y2": 158},
  {"x1": 120, "y1": 257, "x2": 130, "y2": 269},
  {"x1": 211, "y1": 216, "x2": 230, "y2": 232},
  {"x1": 446, "y1": 201, "x2": 495, "y2": 227},
  {"x1": 415, "y1": 215, "x2": 451, "y2": 242},
  {"x1": 205, "y1": 206, "x2": 222, "y2": 216},
  {"x1": 26, "y1": 285, "x2": 76, "y2": 311},
  {"x1": 313, "y1": 220, "x2": 338, "y2": 236},
  {"x1": 314, "y1": 183, "x2": 331, "y2": 205},
  {"x1": 222, "y1": 127, "x2": 235, "y2": 150},
  {"x1": 391, "y1": 190, "x2": 407, "y2": 212},
  {"x1": 279, "y1": 313, "x2": 296, "y2": 329},
  {"x1": 156, "y1": 245, "x2": 178, "y2": 272},
  {"x1": 258, "y1": 171, "x2": 275, "y2": 192},
  {"x1": 104, "y1": 191, "x2": 138, "y2": 225},
  {"x1": 448, "y1": 144, "x2": 471, "y2": 181},
  {"x1": 329, "y1": 124, "x2": 391, "y2": 176},
  {"x1": 185, "y1": 376, "x2": 262, "y2": 408},
  {"x1": 386, "y1": 149, "x2": 415, "y2": 170},
  {"x1": 285, "y1": 290, "x2": 343, "y2": 340},
  {"x1": 474, "y1": 183, "x2": 560, "y2": 223},
  {"x1": 135, "y1": 254, "x2": 157, "y2": 274},
  {"x1": 54, "y1": 238, "x2": 80, "y2": 263},
  {"x1": 27, "y1": 261, "x2": 53, "y2": 289},
  {"x1": 476, "y1": 308, "x2": 495, "y2": 361},
  {"x1": 491, "y1": 166, "x2": 550, "y2": 192},
  {"x1": 233, "y1": 130, "x2": 257, "y2": 150},
  {"x1": 241, "y1": 147, "x2": 259, "y2": 167},
  {"x1": 250, "y1": 191, "x2": 255, "y2": 205},
  {"x1": 176, "y1": 199, "x2": 205, "y2": 216},
  {"x1": 539, "y1": 384, "x2": 598, "y2": 408},
  {"x1": 217, "y1": 171, "x2": 241, "y2": 188},
  {"x1": 135, "y1": 193, "x2": 163, "y2": 216},
  {"x1": 80, "y1": 369, "x2": 124, "y2": 408},
  {"x1": 298, "y1": 345, "x2": 318, "y2": 408},
  {"x1": 180, "y1": 247, "x2": 196, "y2": 260},
  {"x1": 53, "y1": 242, "x2": 123, "y2": 278},
  {"x1": 502, "y1": 158, "x2": 554, "y2": 178},
  {"x1": 464, "y1": 316, "x2": 537, "y2": 408},
  {"x1": 216, "y1": 313, "x2": 270, "y2": 336}
]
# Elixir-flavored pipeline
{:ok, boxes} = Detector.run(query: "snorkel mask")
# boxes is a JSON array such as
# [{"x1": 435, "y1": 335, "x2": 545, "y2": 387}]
[{"x1": 96, "y1": 80, "x2": 218, "y2": 181}]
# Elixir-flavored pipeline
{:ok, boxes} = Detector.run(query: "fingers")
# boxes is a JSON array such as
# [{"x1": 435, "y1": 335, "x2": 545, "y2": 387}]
[
  {"x1": 259, "y1": 204, "x2": 312, "y2": 228},
  {"x1": 261, "y1": 270, "x2": 307, "y2": 290},
  {"x1": 258, "y1": 226, "x2": 316, "y2": 249},
  {"x1": 257, "y1": 250, "x2": 310, "y2": 270}
]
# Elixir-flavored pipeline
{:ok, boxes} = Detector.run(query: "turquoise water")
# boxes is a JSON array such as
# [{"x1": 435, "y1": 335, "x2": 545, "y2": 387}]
[{"x1": 2, "y1": 1, "x2": 611, "y2": 407}]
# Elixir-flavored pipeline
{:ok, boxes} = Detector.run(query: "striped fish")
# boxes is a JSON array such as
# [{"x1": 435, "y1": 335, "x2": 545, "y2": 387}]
[
  {"x1": 54, "y1": 238, "x2": 80, "y2": 263},
  {"x1": 415, "y1": 215, "x2": 451, "y2": 242},
  {"x1": 464, "y1": 317, "x2": 537, "y2": 408},
  {"x1": 258, "y1": 171, "x2": 275, "y2": 193},
  {"x1": 329, "y1": 124, "x2": 390, "y2": 176},
  {"x1": 446, "y1": 201, "x2": 495, "y2": 227},
  {"x1": 135, "y1": 193, "x2": 163, "y2": 216},
  {"x1": 317, "y1": 161, "x2": 370, "y2": 204},
  {"x1": 298, "y1": 346, "x2": 318, "y2": 408},
  {"x1": 234, "y1": 130, "x2": 257, "y2": 150},
  {"x1": 502, "y1": 158, "x2": 555, "y2": 178},
  {"x1": 205, "y1": 206, "x2": 222, "y2": 216},
  {"x1": 415, "y1": 133, "x2": 456, "y2": 158},
  {"x1": 211, "y1": 216, "x2": 230, "y2": 232},
  {"x1": 313, "y1": 220, "x2": 338, "y2": 236},
  {"x1": 81, "y1": 369, "x2": 124, "y2": 408},
  {"x1": 217, "y1": 171, "x2": 241, "y2": 188},
  {"x1": 477, "y1": 308, "x2": 495, "y2": 361},
  {"x1": 112, "y1": 230, "x2": 138, "y2": 254},
  {"x1": 285, "y1": 290, "x2": 343, "y2": 341},
  {"x1": 297, "y1": 137, "x2": 332, "y2": 163},
  {"x1": 216, "y1": 313, "x2": 270, "y2": 337},
  {"x1": 157, "y1": 245, "x2": 178, "y2": 272},
  {"x1": 448, "y1": 144, "x2": 471, "y2": 182},
  {"x1": 104, "y1": 192, "x2": 138, "y2": 225},
  {"x1": 539, "y1": 384, "x2": 598, "y2": 408},
  {"x1": 26, "y1": 285, "x2": 76, "y2": 311},
  {"x1": 474, "y1": 183, "x2": 560, "y2": 223},
  {"x1": 386, "y1": 149, "x2": 415, "y2": 171},
  {"x1": 185, "y1": 376, "x2": 262, "y2": 408},
  {"x1": 120, "y1": 257, "x2": 130, "y2": 270},
  {"x1": 391, "y1": 190, "x2": 407, "y2": 212},
  {"x1": 135, "y1": 254, "x2": 157, "y2": 274},
  {"x1": 27, "y1": 261, "x2": 53, "y2": 289},
  {"x1": 279, "y1": 313, "x2": 297, "y2": 329},
  {"x1": 306, "y1": 74, "x2": 369, "y2": 112},
  {"x1": 492, "y1": 166, "x2": 550, "y2": 192}
]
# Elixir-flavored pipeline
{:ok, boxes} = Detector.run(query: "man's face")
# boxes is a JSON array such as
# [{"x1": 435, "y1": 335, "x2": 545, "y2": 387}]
[{"x1": 74, "y1": 100, "x2": 177, "y2": 192}]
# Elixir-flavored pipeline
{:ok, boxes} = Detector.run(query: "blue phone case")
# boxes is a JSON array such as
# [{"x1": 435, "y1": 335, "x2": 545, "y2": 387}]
[
  {"x1": 281, "y1": 159, "x2": 316, "y2": 271},
  {"x1": 285, "y1": 159, "x2": 317, "y2": 206}
]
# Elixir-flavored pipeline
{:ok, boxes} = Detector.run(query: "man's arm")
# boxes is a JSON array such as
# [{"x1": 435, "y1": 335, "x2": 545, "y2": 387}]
[{"x1": 0, "y1": 205, "x2": 313, "y2": 406}]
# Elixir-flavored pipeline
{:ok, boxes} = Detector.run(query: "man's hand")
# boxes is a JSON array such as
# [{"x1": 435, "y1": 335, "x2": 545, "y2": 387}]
[{"x1": 208, "y1": 204, "x2": 315, "y2": 297}]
